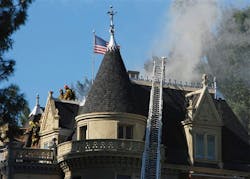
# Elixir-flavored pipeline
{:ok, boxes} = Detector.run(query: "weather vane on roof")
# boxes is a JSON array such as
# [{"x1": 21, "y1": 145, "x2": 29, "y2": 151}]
[
  {"x1": 107, "y1": 5, "x2": 116, "y2": 35},
  {"x1": 107, "y1": 5, "x2": 117, "y2": 50}
]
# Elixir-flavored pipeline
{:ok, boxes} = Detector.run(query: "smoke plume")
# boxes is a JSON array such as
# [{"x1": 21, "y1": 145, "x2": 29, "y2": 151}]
[
  {"x1": 147, "y1": 0, "x2": 250, "y2": 125},
  {"x1": 149, "y1": 0, "x2": 218, "y2": 81}
]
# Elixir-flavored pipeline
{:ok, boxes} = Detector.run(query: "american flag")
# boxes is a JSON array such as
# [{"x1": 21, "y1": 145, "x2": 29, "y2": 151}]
[{"x1": 94, "y1": 35, "x2": 108, "y2": 54}]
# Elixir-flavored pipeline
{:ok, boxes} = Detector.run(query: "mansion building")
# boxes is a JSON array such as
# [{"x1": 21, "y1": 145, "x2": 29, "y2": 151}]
[{"x1": 0, "y1": 6, "x2": 249, "y2": 179}]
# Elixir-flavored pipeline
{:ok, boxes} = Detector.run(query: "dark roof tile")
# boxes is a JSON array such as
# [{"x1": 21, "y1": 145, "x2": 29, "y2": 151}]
[
  {"x1": 79, "y1": 50, "x2": 136, "y2": 114},
  {"x1": 54, "y1": 100, "x2": 79, "y2": 129}
]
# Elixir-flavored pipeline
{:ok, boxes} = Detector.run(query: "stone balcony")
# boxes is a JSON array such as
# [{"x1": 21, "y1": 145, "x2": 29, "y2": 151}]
[
  {"x1": 0, "y1": 139, "x2": 165, "y2": 169},
  {"x1": 57, "y1": 139, "x2": 145, "y2": 163},
  {"x1": 0, "y1": 147, "x2": 60, "y2": 176},
  {"x1": 0, "y1": 147, "x2": 54, "y2": 164}
]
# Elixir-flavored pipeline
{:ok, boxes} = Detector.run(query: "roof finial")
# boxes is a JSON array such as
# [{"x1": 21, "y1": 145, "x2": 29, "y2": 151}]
[
  {"x1": 202, "y1": 74, "x2": 208, "y2": 88},
  {"x1": 107, "y1": 5, "x2": 117, "y2": 50},
  {"x1": 36, "y1": 94, "x2": 40, "y2": 106},
  {"x1": 49, "y1": 91, "x2": 53, "y2": 99}
]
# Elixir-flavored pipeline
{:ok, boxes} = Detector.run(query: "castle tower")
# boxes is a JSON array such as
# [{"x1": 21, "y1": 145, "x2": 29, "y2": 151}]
[{"x1": 57, "y1": 6, "x2": 147, "y2": 179}]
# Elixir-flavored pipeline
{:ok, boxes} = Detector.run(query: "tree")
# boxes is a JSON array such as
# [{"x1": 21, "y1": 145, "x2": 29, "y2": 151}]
[
  {"x1": 0, "y1": 0, "x2": 33, "y2": 80},
  {"x1": 0, "y1": 0, "x2": 33, "y2": 142},
  {"x1": 144, "y1": 7, "x2": 250, "y2": 127},
  {"x1": 0, "y1": 85, "x2": 28, "y2": 141},
  {"x1": 203, "y1": 7, "x2": 250, "y2": 127}
]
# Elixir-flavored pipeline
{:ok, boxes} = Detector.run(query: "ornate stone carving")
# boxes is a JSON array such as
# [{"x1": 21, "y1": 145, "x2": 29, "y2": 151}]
[{"x1": 202, "y1": 74, "x2": 208, "y2": 88}]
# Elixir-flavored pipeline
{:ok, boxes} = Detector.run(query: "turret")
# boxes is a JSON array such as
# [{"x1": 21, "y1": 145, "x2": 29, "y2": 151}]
[{"x1": 76, "y1": 6, "x2": 146, "y2": 142}]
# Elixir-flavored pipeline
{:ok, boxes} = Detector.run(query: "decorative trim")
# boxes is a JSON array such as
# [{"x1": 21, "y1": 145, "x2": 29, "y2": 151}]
[{"x1": 76, "y1": 112, "x2": 146, "y2": 123}]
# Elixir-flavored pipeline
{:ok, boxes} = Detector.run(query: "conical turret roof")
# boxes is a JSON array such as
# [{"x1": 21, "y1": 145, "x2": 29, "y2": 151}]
[
  {"x1": 29, "y1": 94, "x2": 43, "y2": 119},
  {"x1": 78, "y1": 49, "x2": 136, "y2": 115}
]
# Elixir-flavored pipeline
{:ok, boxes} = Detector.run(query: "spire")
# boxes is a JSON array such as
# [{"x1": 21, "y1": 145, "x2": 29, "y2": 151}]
[
  {"x1": 107, "y1": 5, "x2": 118, "y2": 51},
  {"x1": 36, "y1": 93, "x2": 40, "y2": 106},
  {"x1": 29, "y1": 94, "x2": 43, "y2": 117}
]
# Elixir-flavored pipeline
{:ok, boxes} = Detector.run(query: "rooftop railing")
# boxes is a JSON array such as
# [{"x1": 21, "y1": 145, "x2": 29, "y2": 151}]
[{"x1": 130, "y1": 76, "x2": 215, "y2": 89}]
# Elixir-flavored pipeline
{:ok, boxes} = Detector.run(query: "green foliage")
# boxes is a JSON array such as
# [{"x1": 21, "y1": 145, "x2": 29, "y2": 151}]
[
  {"x1": 0, "y1": 0, "x2": 33, "y2": 141},
  {"x1": 0, "y1": 85, "x2": 28, "y2": 140},
  {"x1": 19, "y1": 105, "x2": 30, "y2": 126},
  {"x1": 233, "y1": 8, "x2": 250, "y2": 32},
  {"x1": 203, "y1": 7, "x2": 250, "y2": 126},
  {"x1": 0, "y1": 0, "x2": 33, "y2": 80}
]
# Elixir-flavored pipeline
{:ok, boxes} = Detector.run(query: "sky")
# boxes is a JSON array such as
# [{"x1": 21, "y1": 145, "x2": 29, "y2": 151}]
[
  {"x1": 2, "y1": 0, "x2": 250, "y2": 110},
  {"x1": 2, "y1": 0, "x2": 171, "y2": 109}
]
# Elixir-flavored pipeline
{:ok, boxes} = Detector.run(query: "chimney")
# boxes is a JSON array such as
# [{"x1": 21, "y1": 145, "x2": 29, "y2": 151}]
[{"x1": 127, "y1": 70, "x2": 140, "y2": 80}]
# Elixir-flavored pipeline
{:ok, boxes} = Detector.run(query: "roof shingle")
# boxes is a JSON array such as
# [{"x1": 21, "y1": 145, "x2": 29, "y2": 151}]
[{"x1": 79, "y1": 50, "x2": 136, "y2": 115}]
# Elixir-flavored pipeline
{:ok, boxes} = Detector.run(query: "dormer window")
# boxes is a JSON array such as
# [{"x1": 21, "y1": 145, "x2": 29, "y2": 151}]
[
  {"x1": 195, "y1": 133, "x2": 205, "y2": 159},
  {"x1": 207, "y1": 135, "x2": 216, "y2": 160},
  {"x1": 194, "y1": 132, "x2": 216, "y2": 161}
]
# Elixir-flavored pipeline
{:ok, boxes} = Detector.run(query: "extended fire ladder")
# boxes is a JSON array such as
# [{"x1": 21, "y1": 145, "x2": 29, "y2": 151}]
[{"x1": 141, "y1": 57, "x2": 166, "y2": 179}]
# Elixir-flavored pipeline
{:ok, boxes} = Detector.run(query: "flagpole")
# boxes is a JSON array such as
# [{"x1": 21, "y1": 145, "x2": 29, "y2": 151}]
[{"x1": 92, "y1": 30, "x2": 96, "y2": 84}]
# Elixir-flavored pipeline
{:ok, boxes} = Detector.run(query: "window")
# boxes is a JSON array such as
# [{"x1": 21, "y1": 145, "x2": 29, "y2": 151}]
[
  {"x1": 118, "y1": 125, "x2": 133, "y2": 139},
  {"x1": 194, "y1": 133, "x2": 216, "y2": 161},
  {"x1": 44, "y1": 142, "x2": 49, "y2": 149},
  {"x1": 195, "y1": 134, "x2": 204, "y2": 159},
  {"x1": 43, "y1": 140, "x2": 55, "y2": 149},
  {"x1": 80, "y1": 126, "x2": 87, "y2": 140},
  {"x1": 207, "y1": 135, "x2": 216, "y2": 160}
]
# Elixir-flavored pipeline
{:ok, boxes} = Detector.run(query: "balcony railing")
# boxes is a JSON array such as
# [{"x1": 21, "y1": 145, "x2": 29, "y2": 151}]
[
  {"x1": 0, "y1": 147, "x2": 54, "y2": 164},
  {"x1": 0, "y1": 140, "x2": 163, "y2": 164},
  {"x1": 57, "y1": 139, "x2": 145, "y2": 162}
]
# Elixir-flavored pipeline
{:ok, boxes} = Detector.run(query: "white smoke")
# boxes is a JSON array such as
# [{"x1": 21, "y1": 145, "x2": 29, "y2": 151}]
[{"x1": 152, "y1": 0, "x2": 219, "y2": 82}]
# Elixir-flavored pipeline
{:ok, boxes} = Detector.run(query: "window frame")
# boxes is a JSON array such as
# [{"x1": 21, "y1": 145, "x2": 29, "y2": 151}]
[
  {"x1": 117, "y1": 124, "x2": 133, "y2": 139},
  {"x1": 194, "y1": 131, "x2": 217, "y2": 162},
  {"x1": 79, "y1": 125, "x2": 87, "y2": 140}
]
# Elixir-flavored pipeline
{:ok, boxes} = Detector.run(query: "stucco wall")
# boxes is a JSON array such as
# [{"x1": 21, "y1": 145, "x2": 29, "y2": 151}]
[{"x1": 76, "y1": 112, "x2": 146, "y2": 141}]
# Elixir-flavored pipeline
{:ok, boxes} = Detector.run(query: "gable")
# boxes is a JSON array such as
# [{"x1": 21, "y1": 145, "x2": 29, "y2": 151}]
[
  {"x1": 40, "y1": 97, "x2": 59, "y2": 133},
  {"x1": 193, "y1": 88, "x2": 222, "y2": 126}
]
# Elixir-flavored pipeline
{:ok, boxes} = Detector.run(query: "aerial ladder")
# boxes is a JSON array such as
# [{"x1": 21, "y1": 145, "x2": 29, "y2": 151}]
[{"x1": 141, "y1": 57, "x2": 166, "y2": 179}]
